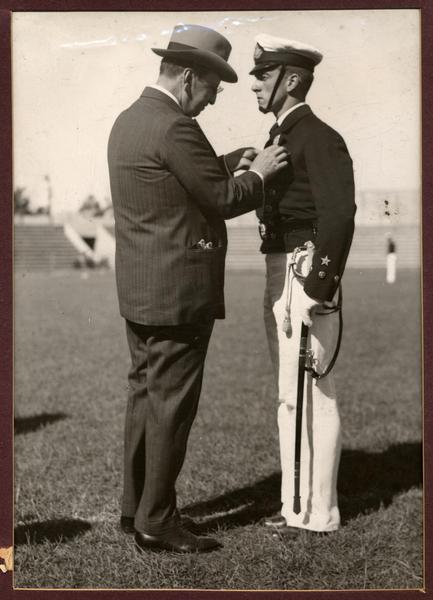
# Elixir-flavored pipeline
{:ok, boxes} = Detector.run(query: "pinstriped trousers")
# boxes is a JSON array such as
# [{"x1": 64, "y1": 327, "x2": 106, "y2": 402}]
[
  {"x1": 264, "y1": 253, "x2": 342, "y2": 532},
  {"x1": 122, "y1": 319, "x2": 214, "y2": 534}
]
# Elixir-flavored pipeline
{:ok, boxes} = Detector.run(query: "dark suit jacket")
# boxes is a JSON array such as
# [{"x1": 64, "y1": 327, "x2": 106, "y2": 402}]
[
  {"x1": 108, "y1": 87, "x2": 263, "y2": 325},
  {"x1": 259, "y1": 104, "x2": 356, "y2": 302}
]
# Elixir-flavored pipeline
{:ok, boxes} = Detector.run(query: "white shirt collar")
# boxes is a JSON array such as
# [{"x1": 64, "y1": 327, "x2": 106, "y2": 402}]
[
  {"x1": 148, "y1": 84, "x2": 180, "y2": 108},
  {"x1": 276, "y1": 102, "x2": 306, "y2": 126}
]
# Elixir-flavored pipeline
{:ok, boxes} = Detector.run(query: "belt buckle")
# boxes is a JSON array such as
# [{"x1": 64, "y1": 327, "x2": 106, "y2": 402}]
[{"x1": 258, "y1": 221, "x2": 276, "y2": 241}]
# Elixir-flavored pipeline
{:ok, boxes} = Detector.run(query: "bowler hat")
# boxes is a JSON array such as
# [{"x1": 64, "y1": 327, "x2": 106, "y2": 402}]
[{"x1": 152, "y1": 24, "x2": 238, "y2": 83}]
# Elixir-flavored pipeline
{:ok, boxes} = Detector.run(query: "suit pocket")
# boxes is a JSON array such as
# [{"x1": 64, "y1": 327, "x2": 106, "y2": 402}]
[
  {"x1": 184, "y1": 246, "x2": 225, "y2": 306},
  {"x1": 186, "y1": 246, "x2": 225, "y2": 260}
]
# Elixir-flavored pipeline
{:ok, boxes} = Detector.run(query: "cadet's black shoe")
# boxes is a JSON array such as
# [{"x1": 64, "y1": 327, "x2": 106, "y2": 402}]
[
  {"x1": 134, "y1": 526, "x2": 222, "y2": 554},
  {"x1": 120, "y1": 516, "x2": 136, "y2": 534},
  {"x1": 262, "y1": 514, "x2": 287, "y2": 529},
  {"x1": 271, "y1": 526, "x2": 334, "y2": 540},
  {"x1": 270, "y1": 525, "x2": 301, "y2": 540}
]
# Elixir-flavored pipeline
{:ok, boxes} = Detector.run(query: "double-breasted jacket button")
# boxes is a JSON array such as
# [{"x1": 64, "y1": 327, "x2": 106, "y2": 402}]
[
  {"x1": 334, "y1": 274, "x2": 340, "y2": 282},
  {"x1": 318, "y1": 271, "x2": 326, "y2": 279}
]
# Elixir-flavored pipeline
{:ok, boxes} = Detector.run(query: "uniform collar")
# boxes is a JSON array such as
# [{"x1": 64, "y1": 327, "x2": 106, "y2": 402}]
[
  {"x1": 276, "y1": 102, "x2": 306, "y2": 126},
  {"x1": 278, "y1": 103, "x2": 312, "y2": 133}
]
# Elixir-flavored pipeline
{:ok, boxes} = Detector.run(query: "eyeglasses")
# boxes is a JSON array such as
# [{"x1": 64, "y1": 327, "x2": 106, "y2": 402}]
[
  {"x1": 203, "y1": 81, "x2": 224, "y2": 96},
  {"x1": 195, "y1": 74, "x2": 224, "y2": 96}
]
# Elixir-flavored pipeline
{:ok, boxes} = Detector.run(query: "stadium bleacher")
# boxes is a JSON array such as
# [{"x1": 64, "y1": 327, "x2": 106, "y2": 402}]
[
  {"x1": 225, "y1": 224, "x2": 420, "y2": 270},
  {"x1": 14, "y1": 223, "x2": 80, "y2": 271},
  {"x1": 13, "y1": 219, "x2": 420, "y2": 272}
]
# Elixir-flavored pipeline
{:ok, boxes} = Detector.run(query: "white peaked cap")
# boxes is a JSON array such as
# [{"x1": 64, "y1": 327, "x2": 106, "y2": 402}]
[{"x1": 250, "y1": 33, "x2": 323, "y2": 74}]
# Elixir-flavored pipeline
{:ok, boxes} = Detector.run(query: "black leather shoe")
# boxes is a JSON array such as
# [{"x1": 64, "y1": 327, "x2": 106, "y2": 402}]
[
  {"x1": 270, "y1": 525, "x2": 301, "y2": 540},
  {"x1": 120, "y1": 515, "x2": 201, "y2": 535},
  {"x1": 134, "y1": 526, "x2": 222, "y2": 554},
  {"x1": 179, "y1": 515, "x2": 202, "y2": 535},
  {"x1": 271, "y1": 526, "x2": 334, "y2": 540},
  {"x1": 120, "y1": 516, "x2": 136, "y2": 534},
  {"x1": 262, "y1": 514, "x2": 287, "y2": 529}
]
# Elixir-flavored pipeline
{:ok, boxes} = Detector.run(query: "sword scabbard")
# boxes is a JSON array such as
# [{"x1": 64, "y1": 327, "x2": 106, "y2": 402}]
[{"x1": 293, "y1": 322, "x2": 309, "y2": 515}]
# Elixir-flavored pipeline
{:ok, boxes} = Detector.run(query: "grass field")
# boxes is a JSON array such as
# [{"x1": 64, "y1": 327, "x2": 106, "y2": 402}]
[{"x1": 13, "y1": 267, "x2": 423, "y2": 590}]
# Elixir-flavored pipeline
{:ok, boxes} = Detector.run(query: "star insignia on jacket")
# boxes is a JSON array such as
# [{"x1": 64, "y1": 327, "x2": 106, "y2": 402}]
[{"x1": 321, "y1": 256, "x2": 331, "y2": 266}]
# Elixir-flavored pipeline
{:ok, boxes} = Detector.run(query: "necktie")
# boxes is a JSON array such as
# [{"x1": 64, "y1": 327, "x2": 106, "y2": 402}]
[{"x1": 265, "y1": 122, "x2": 281, "y2": 147}]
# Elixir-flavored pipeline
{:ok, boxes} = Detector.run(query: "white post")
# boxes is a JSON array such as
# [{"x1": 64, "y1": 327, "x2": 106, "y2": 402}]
[{"x1": 386, "y1": 234, "x2": 397, "y2": 284}]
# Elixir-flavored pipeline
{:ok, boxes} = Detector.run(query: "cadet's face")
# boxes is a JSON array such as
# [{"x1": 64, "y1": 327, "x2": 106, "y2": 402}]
[
  {"x1": 186, "y1": 71, "x2": 222, "y2": 117},
  {"x1": 251, "y1": 67, "x2": 285, "y2": 113}
]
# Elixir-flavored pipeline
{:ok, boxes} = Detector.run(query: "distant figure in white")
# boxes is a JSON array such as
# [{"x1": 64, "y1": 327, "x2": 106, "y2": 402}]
[{"x1": 386, "y1": 233, "x2": 397, "y2": 284}]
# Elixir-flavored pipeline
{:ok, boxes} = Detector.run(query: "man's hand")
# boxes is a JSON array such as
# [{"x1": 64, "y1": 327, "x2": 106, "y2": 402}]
[
  {"x1": 299, "y1": 289, "x2": 322, "y2": 327},
  {"x1": 224, "y1": 147, "x2": 260, "y2": 172},
  {"x1": 250, "y1": 146, "x2": 290, "y2": 182}
]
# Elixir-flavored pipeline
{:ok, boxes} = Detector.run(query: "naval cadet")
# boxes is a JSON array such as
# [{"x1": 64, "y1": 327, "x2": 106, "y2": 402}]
[{"x1": 250, "y1": 33, "x2": 356, "y2": 535}]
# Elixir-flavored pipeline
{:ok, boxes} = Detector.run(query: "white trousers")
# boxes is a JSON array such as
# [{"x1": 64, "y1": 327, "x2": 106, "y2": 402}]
[{"x1": 264, "y1": 253, "x2": 342, "y2": 532}]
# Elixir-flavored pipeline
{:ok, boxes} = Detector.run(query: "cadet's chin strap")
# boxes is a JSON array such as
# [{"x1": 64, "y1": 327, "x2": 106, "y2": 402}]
[{"x1": 261, "y1": 65, "x2": 287, "y2": 113}]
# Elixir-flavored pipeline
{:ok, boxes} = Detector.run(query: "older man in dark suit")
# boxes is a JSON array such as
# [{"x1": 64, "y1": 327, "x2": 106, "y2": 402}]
[
  {"x1": 249, "y1": 34, "x2": 356, "y2": 536},
  {"x1": 108, "y1": 24, "x2": 288, "y2": 554}
]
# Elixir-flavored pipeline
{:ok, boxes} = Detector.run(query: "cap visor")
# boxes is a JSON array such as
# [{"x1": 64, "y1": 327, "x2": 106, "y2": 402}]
[{"x1": 249, "y1": 62, "x2": 281, "y2": 75}]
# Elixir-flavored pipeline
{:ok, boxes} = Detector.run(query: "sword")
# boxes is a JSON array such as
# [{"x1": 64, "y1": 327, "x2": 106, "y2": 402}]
[{"x1": 293, "y1": 321, "x2": 309, "y2": 514}]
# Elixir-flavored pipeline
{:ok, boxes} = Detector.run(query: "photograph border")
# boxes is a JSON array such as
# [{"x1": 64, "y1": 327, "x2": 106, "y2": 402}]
[{"x1": 1, "y1": 0, "x2": 432, "y2": 598}]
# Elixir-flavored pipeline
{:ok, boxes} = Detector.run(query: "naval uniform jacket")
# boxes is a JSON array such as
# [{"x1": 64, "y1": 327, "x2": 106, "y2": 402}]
[
  {"x1": 108, "y1": 87, "x2": 263, "y2": 325},
  {"x1": 258, "y1": 104, "x2": 356, "y2": 302}
]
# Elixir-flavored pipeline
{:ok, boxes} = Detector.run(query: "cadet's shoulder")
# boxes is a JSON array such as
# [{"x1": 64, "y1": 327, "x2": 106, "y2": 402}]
[{"x1": 302, "y1": 110, "x2": 346, "y2": 144}]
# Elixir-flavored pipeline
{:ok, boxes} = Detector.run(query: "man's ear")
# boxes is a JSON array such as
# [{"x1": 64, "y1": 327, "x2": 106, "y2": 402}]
[
  {"x1": 285, "y1": 73, "x2": 300, "y2": 93},
  {"x1": 183, "y1": 68, "x2": 194, "y2": 91}
]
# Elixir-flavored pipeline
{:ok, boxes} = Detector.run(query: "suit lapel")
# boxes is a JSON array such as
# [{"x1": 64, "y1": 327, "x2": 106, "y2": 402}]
[{"x1": 265, "y1": 106, "x2": 312, "y2": 148}]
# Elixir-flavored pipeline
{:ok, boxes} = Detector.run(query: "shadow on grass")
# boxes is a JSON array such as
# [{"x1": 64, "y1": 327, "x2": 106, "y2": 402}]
[
  {"x1": 15, "y1": 519, "x2": 92, "y2": 546},
  {"x1": 184, "y1": 472, "x2": 282, "y2": 533},
  {"x1": 183, "y1": 441, "x2": 422, "y2": 533},
  {"x1": 14, "y1": 412, "x2": 68, "y2": 435},
  {"x1": 338, "y1": 441, "x2": 422, "y2": 523}
]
